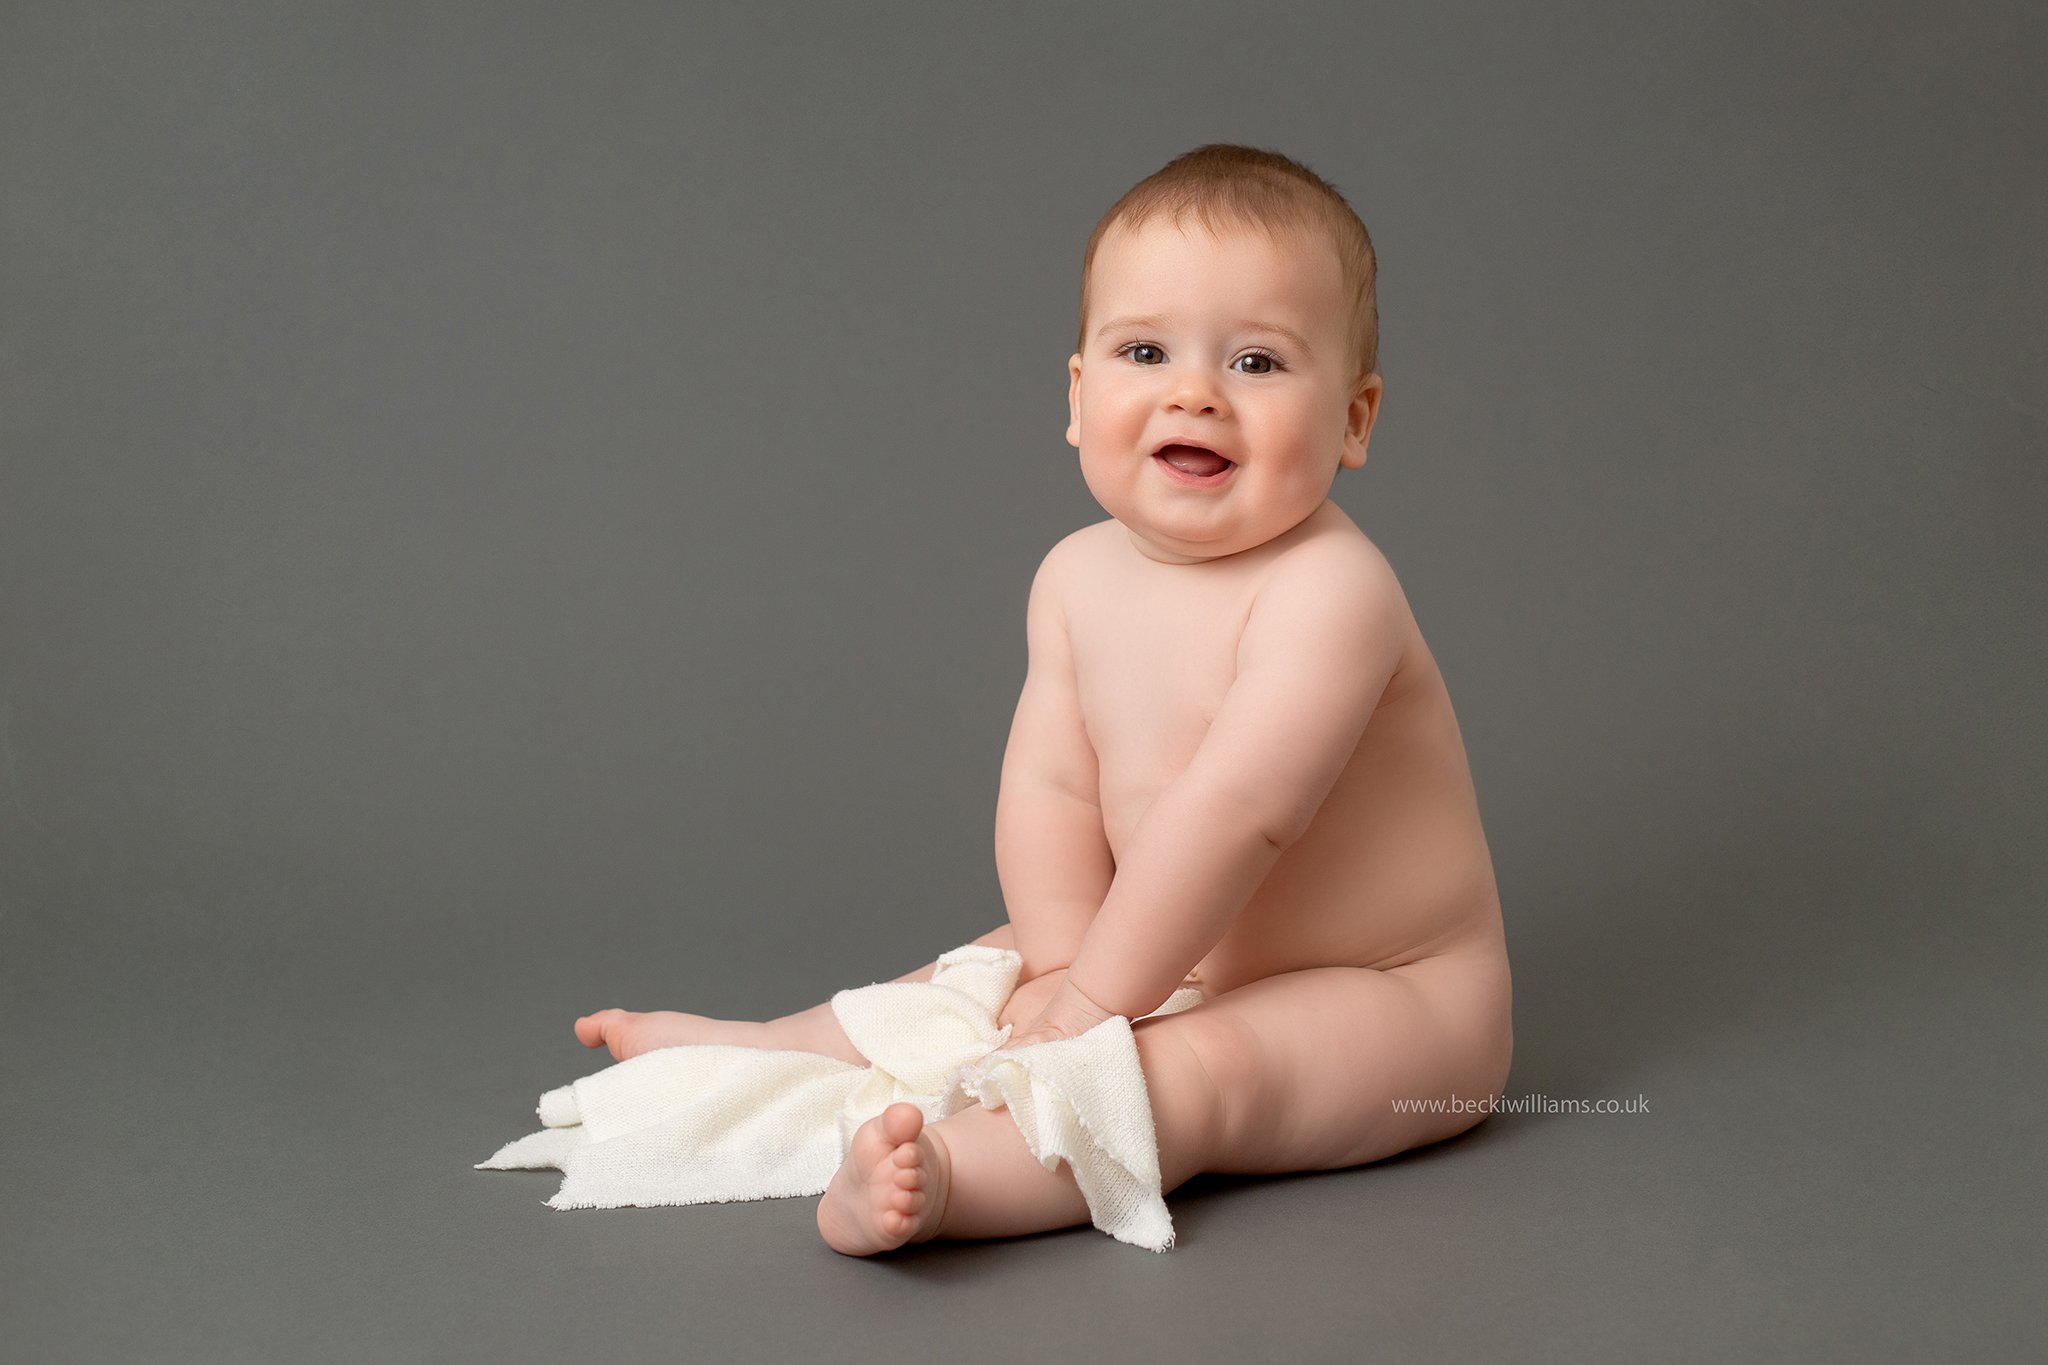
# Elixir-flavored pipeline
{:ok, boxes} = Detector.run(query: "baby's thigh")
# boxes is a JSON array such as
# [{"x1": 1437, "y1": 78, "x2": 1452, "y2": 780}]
[{"x1": 1156, "y1": 951, "x2": 1512, "y2": 1175}]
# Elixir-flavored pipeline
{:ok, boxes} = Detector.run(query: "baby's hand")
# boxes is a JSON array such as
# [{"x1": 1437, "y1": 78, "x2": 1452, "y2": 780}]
[
  {"x1": 1003, "y1": 975, "x2": 1118, "y2": 1050},
  {"x1": 997, "y1": 968, "x2": 1069, "y2": 1031}
]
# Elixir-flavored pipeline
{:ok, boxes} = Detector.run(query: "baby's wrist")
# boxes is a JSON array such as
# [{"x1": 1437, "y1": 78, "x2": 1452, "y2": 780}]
[{"x1": 1035, "y1": 976, "x2": 1119, "y2": 1035}]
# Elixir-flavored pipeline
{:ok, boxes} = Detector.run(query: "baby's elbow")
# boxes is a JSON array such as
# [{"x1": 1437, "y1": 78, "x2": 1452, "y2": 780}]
[{"x1": 1204, "y1": 778, "x2": 1315, "y2": 852}]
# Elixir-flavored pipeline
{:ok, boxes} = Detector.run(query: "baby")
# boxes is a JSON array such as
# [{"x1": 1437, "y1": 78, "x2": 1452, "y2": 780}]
[{"x1": 575, "y1": 144, "x2": 1512, "y2": 1255}]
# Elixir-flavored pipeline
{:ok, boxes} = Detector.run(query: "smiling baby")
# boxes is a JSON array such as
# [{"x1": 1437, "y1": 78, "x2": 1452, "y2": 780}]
[{"x1": 573, "y1": 144, "x2": 1513, "y2": 1254}]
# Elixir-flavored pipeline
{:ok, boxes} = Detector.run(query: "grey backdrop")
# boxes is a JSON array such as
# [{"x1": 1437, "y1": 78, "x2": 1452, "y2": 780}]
[{"x1": 4, "y1": 2, "x2": 2042, "y2": 1361}]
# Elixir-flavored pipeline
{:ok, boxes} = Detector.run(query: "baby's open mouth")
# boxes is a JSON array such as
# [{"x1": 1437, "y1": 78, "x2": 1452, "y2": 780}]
[{"x1": 1154, "y1": 444, "x2": 1235, "y2": 478}]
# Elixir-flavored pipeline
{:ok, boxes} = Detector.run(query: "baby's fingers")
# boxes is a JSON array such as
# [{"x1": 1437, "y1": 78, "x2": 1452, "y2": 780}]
[{"x1": 1003, "y1": 1023, "x2": 1065, "y2": 1051}]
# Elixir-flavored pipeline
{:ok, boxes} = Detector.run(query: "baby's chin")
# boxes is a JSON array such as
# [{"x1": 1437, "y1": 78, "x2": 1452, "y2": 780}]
[
  {"x1": 1117, "y1": 500, "x2": 1335, "y2": 565},
  {"x1": 1118, "y1": 521, "x2": 1261, "y2": 565}
]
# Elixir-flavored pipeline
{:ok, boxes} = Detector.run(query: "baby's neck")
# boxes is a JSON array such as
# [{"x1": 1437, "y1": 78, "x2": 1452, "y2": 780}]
[{"x1": 1121, "y1": 499, "x2": 1340, "y2": 566}]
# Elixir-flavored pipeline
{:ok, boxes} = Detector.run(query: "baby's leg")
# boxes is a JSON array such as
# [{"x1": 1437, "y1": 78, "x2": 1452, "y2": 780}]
[
  {"x1": 574, "y1": 923, "x2": 1019, "y2": 1063},
  {"x1": 1176, "y1": 948, "x2": 1514, "y2": 1175},
  {"x1": 572, "y1": 1006, "x2": 869, "y2": 1065},
  {"x1": 815, "y1": 949, "x2": 1512, "y2": 1253},
  {"x1": 816, "y1": 1012, "x2": 1228, "y2": 1254}
]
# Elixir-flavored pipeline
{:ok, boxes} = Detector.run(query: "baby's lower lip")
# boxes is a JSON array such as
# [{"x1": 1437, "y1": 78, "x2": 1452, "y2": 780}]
[{"x1": 1152, "y1": 452, "x2": 1237, "y2": 487}]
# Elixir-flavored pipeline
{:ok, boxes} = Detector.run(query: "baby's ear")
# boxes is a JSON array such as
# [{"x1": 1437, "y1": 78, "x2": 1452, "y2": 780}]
[
  {"x1": 1065, "y1": 354, "x2": 1084, "y2": 448},
  {"x1": 1342, "y1": 373, "x2": 1383, "y2": 469}
]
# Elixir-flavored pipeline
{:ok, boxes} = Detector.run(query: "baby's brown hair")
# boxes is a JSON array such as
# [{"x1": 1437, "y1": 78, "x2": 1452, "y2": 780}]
[{"x1": 1074, "y1": 144, "x2": 1380, "y2": 385}]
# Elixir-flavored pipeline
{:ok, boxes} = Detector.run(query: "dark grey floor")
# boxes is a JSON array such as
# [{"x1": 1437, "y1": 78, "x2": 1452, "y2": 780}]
[
  {"x1": 4, "y1": 2, "x2": 2043, "y2": 1361},
  {"x1": 9, "y1": 818, "x2": 2042, "y2": 1362}
]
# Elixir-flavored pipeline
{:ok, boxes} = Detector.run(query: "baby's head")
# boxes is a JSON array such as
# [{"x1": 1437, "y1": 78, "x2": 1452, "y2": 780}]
[
  {"x1": 1066, "y1": 145, "x2": 1385, "y2": 563},
  {"x1": 1075, "y1": 144, "x2": 1380, "y2": 387}
]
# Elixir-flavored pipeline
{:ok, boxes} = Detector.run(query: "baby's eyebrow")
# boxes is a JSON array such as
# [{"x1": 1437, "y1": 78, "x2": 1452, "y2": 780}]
[{"x1": 1094, "y1": 313, "x2": 1315, "y2": 356}]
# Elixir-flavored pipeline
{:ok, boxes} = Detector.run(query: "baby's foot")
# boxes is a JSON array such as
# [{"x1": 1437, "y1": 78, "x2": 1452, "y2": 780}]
[
  {"x1": 573, "y1": 1007, "x2": 869, "y2": 1065},
  {"x1": 816, "y1": 1102, "x2": 952, "y2": 1256},
  {"x1": 574, "y1": 1009, "x2": 790, "y2": 1063}
]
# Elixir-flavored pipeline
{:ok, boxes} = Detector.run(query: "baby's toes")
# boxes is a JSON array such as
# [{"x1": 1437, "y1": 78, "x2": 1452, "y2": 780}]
[
  {"x1": 888, "y1": 1162, "x2": 925, "y2": 1213},
  {"x1": 873, "y1": 1108, "x2": 930, "y2": 1228},
  {"x1": 573, "y1": 1010, "x2": 616, "y2": 1049},
  {"x1": 579, "y1": 1009, "x2": 640, "y2": 1059},
  {"x1": 884, "y1": 1177, "x2": 925, "y2": 1228}
]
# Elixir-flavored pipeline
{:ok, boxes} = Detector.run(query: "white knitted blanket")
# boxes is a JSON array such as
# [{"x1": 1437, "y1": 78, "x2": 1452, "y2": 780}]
[{"x1": 476, "y1": 943, "x2": 1203, "y2": 1251}]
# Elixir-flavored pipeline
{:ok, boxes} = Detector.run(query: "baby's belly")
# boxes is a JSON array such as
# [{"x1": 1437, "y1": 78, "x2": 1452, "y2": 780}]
[{"x1": 1190, "y1": 780, "x2": 1503, "y2": 993}]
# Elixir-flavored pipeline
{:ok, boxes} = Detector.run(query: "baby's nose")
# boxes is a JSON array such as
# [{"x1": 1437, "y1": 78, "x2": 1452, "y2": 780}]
[{"x1": 1166, "y1": 377, "x2": 1226, "y2": 416}]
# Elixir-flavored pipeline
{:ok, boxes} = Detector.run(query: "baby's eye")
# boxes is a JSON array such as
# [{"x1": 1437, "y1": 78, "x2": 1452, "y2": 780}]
[
  {"x1": 1233, "y1": 349, "x2": 1284, "y2": 375},
  {"x1": 1116, "y1": 342, "x2": 1166, "y2": 365}
]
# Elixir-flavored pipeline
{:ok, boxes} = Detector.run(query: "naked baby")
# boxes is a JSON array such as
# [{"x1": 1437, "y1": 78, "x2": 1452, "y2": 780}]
[{"x1": 571, "y1": 144, "x2": 1513, "y2": 1254}]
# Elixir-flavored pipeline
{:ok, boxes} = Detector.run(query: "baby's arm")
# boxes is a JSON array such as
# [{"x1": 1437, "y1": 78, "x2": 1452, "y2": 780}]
[
  {"x1": 1050, "y1": 548, "x2": 1407, "y2": 1027},
  {"x1": 993, "y1": 539, "x2": 1117, "y2": 981}
]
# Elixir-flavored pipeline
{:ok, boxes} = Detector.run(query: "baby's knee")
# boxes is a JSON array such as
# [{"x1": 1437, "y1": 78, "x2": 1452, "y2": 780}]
[{"x1": 1135, "y1": 1011, "x2": 1264, "y2": 1154}]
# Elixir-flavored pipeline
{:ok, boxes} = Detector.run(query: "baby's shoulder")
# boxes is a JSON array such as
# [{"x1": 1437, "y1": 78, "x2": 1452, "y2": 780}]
[
  {"x1": 1038, "y1": 518, "x2": 1118, "y2": 586},
  {"x1": 1260, "y1": 510, "x2": 1403, "y2": 609},
  {"x1": 1062, "y1": 517, "x2": 1121, "y2": 557}
]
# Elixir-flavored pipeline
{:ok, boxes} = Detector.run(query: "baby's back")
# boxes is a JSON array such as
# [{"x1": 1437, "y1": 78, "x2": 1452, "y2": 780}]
[{"x1": 1062, "y1": 502, "x2": 1505, "y2": 995}]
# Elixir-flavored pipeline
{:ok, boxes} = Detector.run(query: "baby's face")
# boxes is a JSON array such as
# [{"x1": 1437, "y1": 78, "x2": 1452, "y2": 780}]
[{"x1": 1067, "y1": 220, "x2": 1381, "y2": 564}]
